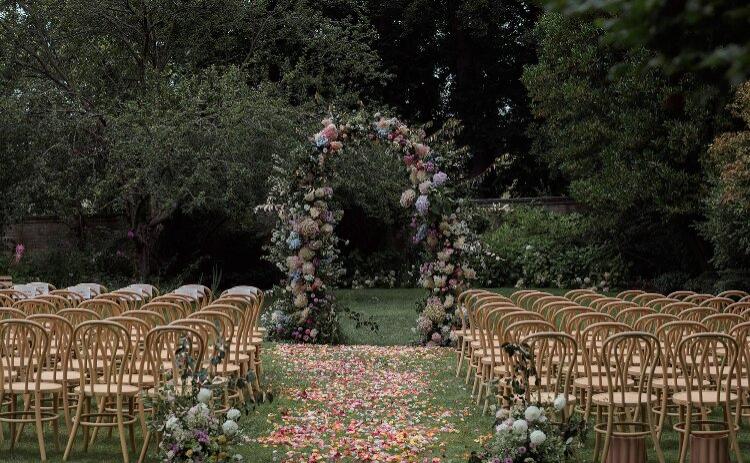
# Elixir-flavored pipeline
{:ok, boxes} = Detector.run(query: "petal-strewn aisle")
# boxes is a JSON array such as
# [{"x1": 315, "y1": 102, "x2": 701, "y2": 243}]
[{"x1": 255, "y1": 344, "x2": 480, "y2": 462}]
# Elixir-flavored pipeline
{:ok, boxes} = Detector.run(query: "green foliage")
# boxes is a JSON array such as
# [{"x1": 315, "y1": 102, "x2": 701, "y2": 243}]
[
  {"x1": 522, "y1": 13, "x2": 723, "y2": 277},
  {"x1": 700, "y1": 81, "x2": 750, "y2": 270},
  {"x1": 481, "y1": 207, "x2": 625, "y2": 289},
  {"x1": 542, "y1": 0, "x2": 750, "y2": 85}
]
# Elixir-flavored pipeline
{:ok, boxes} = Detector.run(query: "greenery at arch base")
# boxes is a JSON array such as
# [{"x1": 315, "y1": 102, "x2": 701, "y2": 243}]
[{"x1": 262, "y1": 110, "x2": 478, "y2": 345}]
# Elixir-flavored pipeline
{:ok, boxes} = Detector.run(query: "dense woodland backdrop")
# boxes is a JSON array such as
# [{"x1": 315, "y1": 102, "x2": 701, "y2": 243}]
[{"x1": 1, "y1": 0, "x2": 749, "y2": 292}]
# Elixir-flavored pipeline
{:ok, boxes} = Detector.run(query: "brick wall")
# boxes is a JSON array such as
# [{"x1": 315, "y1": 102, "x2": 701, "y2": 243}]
[{"x1": 2, "y1": 215, "x2": 125, "y2": 254}]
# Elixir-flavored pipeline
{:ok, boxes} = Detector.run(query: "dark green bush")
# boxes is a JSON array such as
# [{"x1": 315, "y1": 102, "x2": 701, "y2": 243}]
[{"x1": 480, "y1": 206, "x2": 626, "y2": 289}]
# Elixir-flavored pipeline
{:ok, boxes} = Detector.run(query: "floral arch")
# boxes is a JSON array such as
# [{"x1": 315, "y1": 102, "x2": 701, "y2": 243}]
[{"x1": 262, "y1": 111, "x2": 477, "y2": 345}]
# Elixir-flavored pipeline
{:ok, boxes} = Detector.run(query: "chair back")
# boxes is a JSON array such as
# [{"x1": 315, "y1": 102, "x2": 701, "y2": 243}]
[
  {"x1": 71, "y1": 321, "x2": 132, "y2": 396},
  {"x1": 0, "y1": 319, "x2": 50, "y2": 393}
]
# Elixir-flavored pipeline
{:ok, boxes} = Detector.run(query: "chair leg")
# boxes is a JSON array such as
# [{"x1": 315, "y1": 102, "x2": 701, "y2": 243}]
[
  {"x1": 726, "y1": 404, "x2": 743, "y2": 463},
  {"x1": 34, "y1": 392, "x2": 47, "y2": 462},
  {"x1": 678, "y1": 404, "x2": 691, "y2": 463},
  {"x1": 647, "y1": 402, "x2": 665, "y2": 463},
  {"x1": 9, "y1": 394, "x2": 16, "y2": 452},
  {"x1": 593, "y1": 405, "x2": 603, "y2": 463},
  {"x1": 63, "y1": 393, "x2": 84, "y2": 461},
  {"x1": 137, "y1": 429, "x2": 150, "y2": 463},
  {"x1": 116, "y1": 395, "x2": 129, "y2": 463},
  {"x1": 128, "y1": 397, "x2": 136, "y2": 454},
  {"x1": 455, "y1": 339, "x2": 465, "y2": 377},
  {"x1": 52, "y1": 393, "x2": 60, "y2": 452}
]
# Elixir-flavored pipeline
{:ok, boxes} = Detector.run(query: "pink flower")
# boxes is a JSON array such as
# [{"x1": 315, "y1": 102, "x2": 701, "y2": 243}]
[
  {"x1": 414, "y1": 143, "x2": 430, "y2": 158},
  {"x1": 13, "y1": 243, "x2": 25, "y2": 263},
  {"x1": 321, "y1": 123, "x2": 338, "y2": 141},
  {"x1": 127, "y1": 229, "x2": 135, "y2": 239}
]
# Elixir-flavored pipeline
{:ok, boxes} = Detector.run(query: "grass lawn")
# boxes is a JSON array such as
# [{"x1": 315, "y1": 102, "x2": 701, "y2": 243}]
[{"x1": 3, "y1": 287, "x2": 747, "y2": 462}]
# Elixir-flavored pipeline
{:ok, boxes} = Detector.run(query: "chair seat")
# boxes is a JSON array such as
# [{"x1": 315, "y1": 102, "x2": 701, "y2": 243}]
[
  {"x1": 573, "y1": 375, "x2": 635, "y2": 390},
  {"x1": 40, "y1": 370, "x2": 81, "y2": 382},
  {"x1": 74, "y1": 384, "x2": 139, "y2": 396},
  {"x1": 672, "y1": 390, "x2": 738, "y2": 406},
  {"x1": 592, "y1": 392, "x2": 659, "y2": 406},
  {"x1": 627, "y1": 365, "x2": 676, "y2": 377},
  {"x1": 123, "y1": 373, "x2": 156, "y2": 386},
  {"x1": 652, "y1": 377, "x2": 710, "y2": 389},
  {"x1": 5, "y1": 381, "x2": 63, "y2": 393}
]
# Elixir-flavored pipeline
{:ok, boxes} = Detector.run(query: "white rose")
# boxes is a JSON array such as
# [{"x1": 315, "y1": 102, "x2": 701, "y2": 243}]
[
  {"x1": 222, "y1": 419, "x2": 239, "y2": 436},
  {"x1": 227, "y1": 408, "x2": 241, "y2": 421},
  {"x1": 512, "y1": 419, "x2": 528, "y2": 434},
  {"x1": 197, "y1": 388, "x2": 212, "y2": 404},
  {"x1": 165, "y1": 415, "x2": 180, "y2": 431},
  {"x1": 495, "y1": 408, "x2": 509, "y2": 419},
  {"x1": 554, "y1": 394, "x2": 567, "y2": 411},
  {"x1": 524, "y1": 405, "x2": 542, "y2": 422},
  {"x1": 530, "y1": 430, "x2": 546, "y2": 445}
]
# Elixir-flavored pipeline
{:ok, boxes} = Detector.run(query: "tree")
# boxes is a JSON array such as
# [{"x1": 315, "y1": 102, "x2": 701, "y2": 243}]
[
  {"x1": 701, "y1": 81, "x2": 750, "y2": 270},
  {"x1": 543, "y1": 0, "x2": 750, "y2": 86},
  {"x1": 367, "y1": 0, "x2": 547, "y2": 193},
  {"x1": 522, "y1": 13, "x2": 724, "y2": 276}
]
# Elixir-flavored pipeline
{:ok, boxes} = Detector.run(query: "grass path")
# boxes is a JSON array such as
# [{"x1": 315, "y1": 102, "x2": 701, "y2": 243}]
[{"x1": 243, "y1": 344, "x2": 493, "y2": 462}]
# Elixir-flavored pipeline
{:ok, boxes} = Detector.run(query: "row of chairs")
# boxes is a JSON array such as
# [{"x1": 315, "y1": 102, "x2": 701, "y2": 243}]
[
  {"x1": 453, "y1": 288, "x2": 750, "y2": 463},
  {"x1": 0, "y1": 282, "x2": 265, "y2": 463}
]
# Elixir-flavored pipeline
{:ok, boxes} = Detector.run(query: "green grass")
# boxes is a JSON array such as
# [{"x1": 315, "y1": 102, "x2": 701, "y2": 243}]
[{"x1": 3, "y1": 288, "x2": 747, "y2": 462}]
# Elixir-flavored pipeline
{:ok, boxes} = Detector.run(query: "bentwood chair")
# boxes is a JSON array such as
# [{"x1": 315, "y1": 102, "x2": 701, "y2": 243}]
[
  {"x1": 137, "y1": 325, "x2": 206, "y2": 463},
  {"x1": 0, "y1": 319, "x2": 62, "y2": 461},
  {"x1": 13, "y1": 298, "x2": 57, "y2": 315},
  {"x1": 592, "y1": 332, "x2": 665, "y2": 463},
  {"x1": 63, "y1": 321, "x2": 138, "y2": 463},
  {"x1": 80, "y1": 298, "x2": 123, "y2": 318},
  {"x1": 26, "y1": 314, "x2": 77, "y2": 428},
  {"x1": 573, "y1": 322, "x2": 631, "y2": 420},
  {"x1": 652, "y1": 321, "x2": 708, "y2": 438},
  {"x1": 519, "y1": 332, "x2": 578, "y2": 417},
  {"x1": 672, "y1": 333, "x2": 743, "y2": 463}
]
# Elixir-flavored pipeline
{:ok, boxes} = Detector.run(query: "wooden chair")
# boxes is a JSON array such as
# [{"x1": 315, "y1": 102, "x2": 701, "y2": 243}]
[
  {"x1": 616, "y1": 289, "x2": 646, "y2": 301},
  {"x1": 667, "y1": 290, "x2": 696, "y2": 300},
  {"x1": 599, "y1": 300, "x2": 637, "y2": 317},
  {"x1": 661, "y1": 301, "x2": 698, "y2": 316},
  {"x1": 631, "y1": 292, "x2": 665, "y2": 306},
  {"x1": 63, "y1": 321, "x2": 139, "y2": 463},
  {"x1": 141, "y1": 301, "x2": 185, "y2": 323},
  {"x1": 80, "y1": 298, "x2": 123, "y2": 318},
  {"x1": 0, "y1": 319, "x2": 62, "y2": 461},
  {"x1": 150, "y1": 295, "x2": 193, "y2": 317},
  {"x1": 37, "y1": 294, "x2": 75, "y2": 310},
  {"x1": 0, "y1": 308, "x2": 25, "y2": 320},
  {"x1": 137, "y1": 326, "x2": 206, "y2": 463},
  {"x1": 13, "y1": 298, "x2": 57, "y2": 315},
  {"x1": 633, "y1": 313, "x2": 679, "y2": 333},
  {"x1": 702, "y1": 313, "x2": 745, "y2": 332},
  {"x1": 565, "y1": 288, "x2": 596, "y2": 300},
  {"x1": 57, "y1": 308, "x2": 102, "y2": 326},
  {"x1": 615, "y1": 307, "x2": 657, "y2": 327},
  {"x1": 652, "y1": 321, "x2": 708, "y2": 438},
  {"x1": 717, "y1": 290, "x2": 749, "y2": 301},
  {"x1": 672, "y1": 333, "x2": 742, "y2": 463},
  {"x1": 573, "y1": 321, "x2": 631, "y2": 419},
  {"x1": 679, "y1": 306, "x2": 719, "y2": 322},
  {"x1": 645, "y1": 297, "x2": 679, "y2": 311},
  {"x1": 518, "y1": 332, "x2": 578, "y2": 415},
  {"x1": 683, "y1": 293, "x2": 714, "y2": 304},
  {"x1": 26, "y1": 314, "x2": 77, "y2": 428},
  {"x1": 119, "y1": 310, "x2": 167, "y2": 328},
  {"x1": 700, "y1": 296, "x2": 734, "y2": 311},
  {"x1": 591, "y1": 332, "x2": 664, "y2": 463},
  {"x1": 93, "y1": 294, "x2": 132, "y2": 314},
  {"x1": 729, "y1": 322, "x2": 750, "y2": 427},
  {"x1": 725, "y1": 301, "x2": 750, "y2": 315},
  {"x1": 0, "y1": 289, "x2": 28, "y2": 302},
  {"x1": 50, "y1": 290, "x2": 85, "y2": 306}
]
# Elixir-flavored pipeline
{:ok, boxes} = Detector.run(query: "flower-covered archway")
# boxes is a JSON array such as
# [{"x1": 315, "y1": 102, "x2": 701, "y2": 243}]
[{"x1": 262, "y1": 111, "x2": 476, "y2": 345}]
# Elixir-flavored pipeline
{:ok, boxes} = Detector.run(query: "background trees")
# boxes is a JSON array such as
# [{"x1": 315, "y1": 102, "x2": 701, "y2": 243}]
[{"x1": 1, "y1": 0, "x2": 749, "y2": 290}]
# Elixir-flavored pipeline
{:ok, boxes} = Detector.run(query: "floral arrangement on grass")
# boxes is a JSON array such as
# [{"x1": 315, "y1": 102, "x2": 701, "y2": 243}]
[
  {"x1": 158, "y1": 390, "x2": 244, "y2": 462},
  {"x1": 472, "y1": 342, "x2": 587, "y2": 463},
  {"x1": 261, "y1": 110, "x2": 476, "y2": 345},
  {"x1": 146, "y1": 333, "x2": 253, "y2": 462}
]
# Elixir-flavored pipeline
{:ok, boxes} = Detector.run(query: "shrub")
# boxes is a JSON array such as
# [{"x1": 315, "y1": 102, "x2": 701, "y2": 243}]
[{"x1": 480, "y1": 207, "x2": 626, "y2": 289}]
